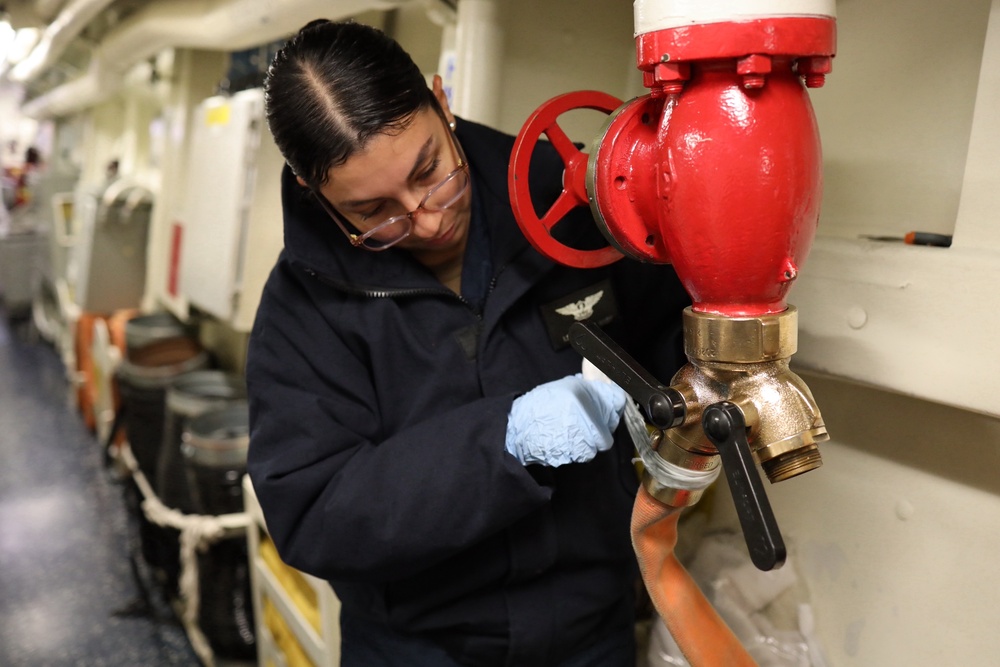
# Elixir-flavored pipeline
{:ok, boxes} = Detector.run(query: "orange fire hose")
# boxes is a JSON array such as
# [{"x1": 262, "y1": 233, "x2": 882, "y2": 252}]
[{"x1": 631, "y1": 486, "x2": 756, "y2": 666}]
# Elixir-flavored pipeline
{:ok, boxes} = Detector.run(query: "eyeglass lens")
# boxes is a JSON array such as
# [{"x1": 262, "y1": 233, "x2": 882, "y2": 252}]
[{"x1": 358, "y1": 167, "x2": 469, "y2": 249}]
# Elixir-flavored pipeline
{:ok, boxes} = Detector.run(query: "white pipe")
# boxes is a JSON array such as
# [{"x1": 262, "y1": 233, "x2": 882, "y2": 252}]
[
  {"x1": 34, "y1": 0, "x2": 70, "y2": 22},
  {"x1": 452, "y1": 0, "x2": 503, "y2": 127},
  {"x1": 20, "y1": 66, "x2": 106, "y2": 117},
  {"x1": 19, "y1": 0, "x2": 413, "y2": 118},
  {"x1": 634, "y1": 0, "x2": 836, "y2": 36},
  {"x1": 96, "y1": 0, "x2": 407, "y2": 69},
  {"x1": 10, "y1": 0, "x2": 118, "y2": 83}
]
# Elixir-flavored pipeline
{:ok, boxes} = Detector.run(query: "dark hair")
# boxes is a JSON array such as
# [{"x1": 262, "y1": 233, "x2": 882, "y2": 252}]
[{"x1": 264, "y1": 19, "x2": 434, "y2": 187}]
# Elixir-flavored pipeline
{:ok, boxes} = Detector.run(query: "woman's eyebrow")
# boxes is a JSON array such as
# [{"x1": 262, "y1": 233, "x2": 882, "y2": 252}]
[
  {"x1": 338, "y1": 135, "x2": 435, "y2": 209},
  {"x1": 405, "y1": 135, "x2": 436, "y2": 181}
]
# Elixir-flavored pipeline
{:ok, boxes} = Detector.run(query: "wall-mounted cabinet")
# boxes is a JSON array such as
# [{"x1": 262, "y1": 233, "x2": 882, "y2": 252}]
[{"x1": 169, "y1": 88, "x2": 284, "y2": 333}]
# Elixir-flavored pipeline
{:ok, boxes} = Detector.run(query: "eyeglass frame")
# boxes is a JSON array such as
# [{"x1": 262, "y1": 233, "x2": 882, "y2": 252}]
[{"x1": 307, "y1": 106, "x2": 469, "y2": 252}]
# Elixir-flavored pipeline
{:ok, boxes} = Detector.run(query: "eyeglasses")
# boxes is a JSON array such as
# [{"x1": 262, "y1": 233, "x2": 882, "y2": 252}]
[{"x1": 310, "y1": 112, "x2": 470, "y2": 251}]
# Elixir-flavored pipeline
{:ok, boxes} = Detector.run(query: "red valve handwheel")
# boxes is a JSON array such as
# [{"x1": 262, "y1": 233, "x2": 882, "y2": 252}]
[{"x1": 508, "y1": 90, "x2": 625, "y2": 269}]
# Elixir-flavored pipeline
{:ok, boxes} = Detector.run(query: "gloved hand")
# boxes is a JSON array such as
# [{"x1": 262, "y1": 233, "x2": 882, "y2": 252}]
[{"x1": 505, "y1": 374, "x2": 628, "y2": 467}]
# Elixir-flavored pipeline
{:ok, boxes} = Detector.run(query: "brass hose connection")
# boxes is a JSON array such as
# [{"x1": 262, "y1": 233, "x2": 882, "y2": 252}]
[
  {"x1": 661, "y1": 306, "x2": 828, "y2": 487},
  {"x1": 570, "y1": 313, "x2": 815, "y2": 570}
]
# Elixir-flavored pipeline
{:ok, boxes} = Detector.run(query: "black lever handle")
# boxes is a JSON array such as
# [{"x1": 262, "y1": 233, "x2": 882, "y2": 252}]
[
  {"x1": 702, "y1": 401, "x2": 786, "y2": 571},
  {"x1": 568, "y1": 321, "x2": 685, "y2": 429}
]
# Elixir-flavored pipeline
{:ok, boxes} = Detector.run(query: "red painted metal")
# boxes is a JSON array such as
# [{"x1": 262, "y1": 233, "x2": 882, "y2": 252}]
[
  {"x1": 509, "y1": 90, "x2": 624, "y2": 268},
  {"x1": 663, "y1": 59, "x2": 820, "y2": 316},
  {"x1": 635, "y1": 17, "x2": 836, "y2": 74},
  {"x1": 588, "y1": 96, "x2": 673, "y2": 264},
  {"x1": 509, "y1": 17, "x2": 834, "y2": 315}
]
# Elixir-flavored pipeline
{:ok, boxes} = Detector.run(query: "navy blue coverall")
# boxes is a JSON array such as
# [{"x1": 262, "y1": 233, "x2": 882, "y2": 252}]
[{"x1": 246, "y1": 117, "x2": 691, "y2": 667}]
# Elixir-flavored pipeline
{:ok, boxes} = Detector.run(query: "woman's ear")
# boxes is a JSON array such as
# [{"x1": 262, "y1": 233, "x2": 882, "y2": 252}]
[
  {"x1": 296, "y1": 175, "x2": 308, "y2": 188},
  {"x1": 432, "y1": 75, "x2": 456, "y2": 128}
]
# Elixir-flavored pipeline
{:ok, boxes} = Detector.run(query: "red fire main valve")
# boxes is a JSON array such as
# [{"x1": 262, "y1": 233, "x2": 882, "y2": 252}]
[{"x1": 509, "y1": 12, "x2": 836, "y2": 317}]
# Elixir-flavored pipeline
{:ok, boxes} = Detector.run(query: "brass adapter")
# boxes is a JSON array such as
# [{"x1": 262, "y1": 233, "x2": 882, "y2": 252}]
[{"x1": 662, "y1": 306, "x2": 828, "y2": 485}]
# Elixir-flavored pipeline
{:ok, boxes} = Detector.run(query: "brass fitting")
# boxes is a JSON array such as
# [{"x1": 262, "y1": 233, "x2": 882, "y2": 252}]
[
  {"x1": 649, "y1": 307, "x2": 827, "y2": 504},
  {"x1": 639, "y1": 424, "x2": 721, "y2": 508}
]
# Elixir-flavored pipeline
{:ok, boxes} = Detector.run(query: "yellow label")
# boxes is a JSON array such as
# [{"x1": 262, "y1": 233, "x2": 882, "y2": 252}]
[{"x1": 206, "y1": 104, "x2": 231, "y2": 126}]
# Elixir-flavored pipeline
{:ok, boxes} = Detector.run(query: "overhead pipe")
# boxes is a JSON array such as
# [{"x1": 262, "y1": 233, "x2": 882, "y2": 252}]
[
  {"x1": 34, "y1": 0, "x2": 69, "y2": 22},
  {"x1": 19, "y1": 0, "x2": 418, "y2": 118},
  {"x1": 9, "y1": 0, "x2": 118, "y2": 83}
]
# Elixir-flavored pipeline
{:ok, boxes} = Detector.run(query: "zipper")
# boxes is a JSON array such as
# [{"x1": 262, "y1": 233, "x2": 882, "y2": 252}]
[
  {"x1": 303, "y1": 266, "x2": 474, "y2": 309},
  {"x1": 302, "y1": 258, "x2": 512, "y2": 318}
]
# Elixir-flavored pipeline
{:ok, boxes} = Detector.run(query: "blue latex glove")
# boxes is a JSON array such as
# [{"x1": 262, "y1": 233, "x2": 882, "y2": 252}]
[{"x1": 505, "y1": 374, "x2": 628, "y2": 467}]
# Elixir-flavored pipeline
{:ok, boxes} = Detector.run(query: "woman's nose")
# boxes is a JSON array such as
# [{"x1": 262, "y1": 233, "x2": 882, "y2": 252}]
[{"x1": 407, "y1": 207, "x2": 445, "y2": 238}]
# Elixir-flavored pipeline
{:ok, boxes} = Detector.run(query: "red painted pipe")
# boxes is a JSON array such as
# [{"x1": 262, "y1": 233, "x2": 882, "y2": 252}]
[{"x1": 652, "y1": 58, "x2": 822, "y2": 316}]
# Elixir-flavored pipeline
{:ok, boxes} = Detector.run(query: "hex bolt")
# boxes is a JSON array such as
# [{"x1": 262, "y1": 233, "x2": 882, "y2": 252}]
[{"x1": 737, "y1": 54, "x2": 771, "y2": 89}]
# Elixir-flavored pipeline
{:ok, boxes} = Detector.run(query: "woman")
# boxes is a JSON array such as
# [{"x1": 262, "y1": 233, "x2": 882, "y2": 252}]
[{"x1": 246, "y1": 19, "x2": 691, "y2": 667}]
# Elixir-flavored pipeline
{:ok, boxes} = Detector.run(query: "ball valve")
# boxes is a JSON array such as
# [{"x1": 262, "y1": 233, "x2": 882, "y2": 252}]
[{"x1": 509, "y1": 0, "x2": 837, "y2": 576}]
